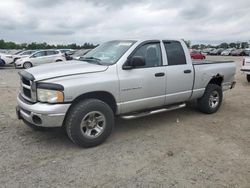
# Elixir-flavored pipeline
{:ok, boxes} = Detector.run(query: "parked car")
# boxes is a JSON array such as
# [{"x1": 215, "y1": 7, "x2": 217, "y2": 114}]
[
  {"x1": 0, "y1": 58, "x2": 5, "y2": 66},
  {"x1": 241, "y1": 57, "x2": 250, "y2": 82},
  {"x1": 243, "y1": 49, "x2": 250, "y2": 56},
  {"x1": 208, "y1": 48, "x2": 224, "y2": 55},
  {"x1": 14, "y1": 50, "x2": 66, "y2": 69},
  {"x1": 13, "y1": 50, "x2": 37, "y2": 62},
  {"x1": 190, "y1": 51, "x2": 206, "y2": 59},
  {"x1": 202, "y1": 48, "x2": 214, "y2": 54},
  {"x1": 0, "y1": 53, "x2": 14, "y2": 65},
  {"x1": 57, "y1": 49, "x2": 75, "y2": 60},
  {"x1": 16, "y1": 39, "x2": 236, "y2": 147},
  {"x1": 221, "y1": 49, "x2": 234, "y2": 56},
  {"x1": 231, "y1": 49, "x2": 245, "y2": 56}
]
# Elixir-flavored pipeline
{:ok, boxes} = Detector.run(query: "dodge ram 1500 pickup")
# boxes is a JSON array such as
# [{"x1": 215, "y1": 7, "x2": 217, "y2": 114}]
[{"x1": 16, "y1": 39, "x2": 236, "y2": 147}]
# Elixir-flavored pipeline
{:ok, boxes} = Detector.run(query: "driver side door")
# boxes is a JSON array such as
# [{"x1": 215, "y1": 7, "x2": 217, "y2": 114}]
[{"x1": 118, "y1": 41, "x2": 166, "y2": 114}]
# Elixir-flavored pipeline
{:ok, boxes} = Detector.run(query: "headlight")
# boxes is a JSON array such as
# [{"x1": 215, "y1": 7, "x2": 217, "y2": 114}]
[{"x1": 37, "y1": 88, "x2": 64, "y2": 103}]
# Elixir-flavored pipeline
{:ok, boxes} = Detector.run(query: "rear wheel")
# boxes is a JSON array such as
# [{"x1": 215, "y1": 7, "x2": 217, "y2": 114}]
[
  {"x1": 65, "y1": 99, "x2": 114, "y2": 147},
  {"x1": 23, "y1": 62, "x2": 32, "y2": 69},
  {"x1": 55, "y1": 59, "x2": 62, "y2": 62},
  {"x1": 247, "y1": 75, "x2": 250, "y2": 82},
  {"x1": 198, "y1": 84, "x2": 223, "y2": 114}
]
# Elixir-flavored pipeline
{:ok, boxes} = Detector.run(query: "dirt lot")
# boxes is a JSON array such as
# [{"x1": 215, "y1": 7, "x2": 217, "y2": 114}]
[{"x1": 0, "y1": 56, "x2": 249, "y2": 188}]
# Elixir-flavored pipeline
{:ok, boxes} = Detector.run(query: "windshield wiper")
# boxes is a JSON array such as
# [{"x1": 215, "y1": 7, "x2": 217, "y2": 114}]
[{"x1": 79, "y1": 56, "x2": 103, "y2": 65}]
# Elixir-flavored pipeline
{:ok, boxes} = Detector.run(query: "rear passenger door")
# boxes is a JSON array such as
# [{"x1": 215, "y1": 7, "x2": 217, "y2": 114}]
[
  {"x1": 46, "y1": 50, "x2": 58, "y2": 63},
  {"x1": 163, "y1": 41, "x2": 194, "y2": 105}
]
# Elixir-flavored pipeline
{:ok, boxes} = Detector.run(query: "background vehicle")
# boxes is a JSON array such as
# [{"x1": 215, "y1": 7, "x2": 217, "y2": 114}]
[
  {"x1": 202, "y1": 48, "x2": 214, "y2": 54},
  {"x1": 208, "y1": 48, "x2": 224, "y2": 55},
  {"x1": 0, "y1": 58, "x2": 5, "y2": 66},
  {"x1": 58, "y1": 49, "x2": 75, "y2": 60},
  {"x1": 16, "y1": 39, "x2": 236, "y2": 147},
  {"x1": 13, "y1": 50, "x2": 37, "y2": 62},
  {"x1": 231, "y1": 49, "x2": 245, "y2": 56},
  {"x1": 221, "y1": 49, "x2": 234, "y2": 56},
  {"x1": 0, "y1": 53, "x2": 14, "y2": 65},
  {"x1": 190, "y1": 51, "x2": 206, "y2": 59},
  {"x1": 243, "y1": 49, "x2": 250, "y2": 56},
  {"x1": 241, "y1": 57, "x2": 250, "y2": 82},
  {"x1": 15, "y1": 50, "x2": 66, "y2": 69}
]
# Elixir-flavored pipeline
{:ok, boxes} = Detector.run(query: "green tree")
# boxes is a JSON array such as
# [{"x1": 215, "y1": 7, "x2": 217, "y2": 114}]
[
  {"x1": 241, "y1": 42, "x2": 249, "y2": 49},
  {"x1": 219, "y1": 43, "x2": 229, "y2": 49},
  {"x1": 229, "y1": 43, "x2": 237, "y2": 48}
]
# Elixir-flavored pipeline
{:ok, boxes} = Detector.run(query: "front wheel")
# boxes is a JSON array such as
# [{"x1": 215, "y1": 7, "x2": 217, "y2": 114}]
[
  {"x1": 197, "y1": 84, "x2": 223, "y2": 114},
  {"x1": 65, "y1": 99, "x2": 114, "y2": 147},
  {"x1": 23, "y1": 62, "x2": 32, "y2": 69},
  {"x1": 247, "y1": 75, "x2": 250, "y2": 82}
]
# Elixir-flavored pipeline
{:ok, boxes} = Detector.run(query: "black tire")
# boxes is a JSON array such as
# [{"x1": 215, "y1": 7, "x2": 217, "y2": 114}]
[
  {"x1": 65, "y1": 99, "x2": 114, "y2": 147},
  {"x1": 55, "y1": 59, "x2": 62, "y2": 62},
  {"x1": 23, "y1": 62, "x2": 32, "y2": 69},
  {"x1": 197, "y1": 84, "x2": 223, "y2": 114},
  {"x1": 247, "y1": 75, "x2": 250, "y2": 82}
]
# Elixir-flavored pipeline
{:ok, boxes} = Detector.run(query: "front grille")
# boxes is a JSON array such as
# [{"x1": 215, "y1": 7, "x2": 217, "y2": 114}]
[
  {"x1": 23, "y1": 87, "x2": 31, "y2": 98},
  {"x1": 20, "y1": 76, "x2": 36, "y2": 102},
  {"x1": 22, "y1": 77, "x2": 30, "y2": 86}
]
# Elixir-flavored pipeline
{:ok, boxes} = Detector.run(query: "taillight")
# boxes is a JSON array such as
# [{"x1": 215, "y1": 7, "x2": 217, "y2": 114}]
[{"x1": 243, "y1": 58, "x2": 245, "y2": 66}]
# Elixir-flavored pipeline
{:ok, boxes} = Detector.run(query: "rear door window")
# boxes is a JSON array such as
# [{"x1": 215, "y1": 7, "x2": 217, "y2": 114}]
[
  {"x1": 163, "y1": 41, "x2": 187, "y2": 66},
  {"x1": 46, "y1": 51, "x2": 58, "y2": 56},
  {"x1": 32, "y1": 51, "x2": 46, "y2": 57}
]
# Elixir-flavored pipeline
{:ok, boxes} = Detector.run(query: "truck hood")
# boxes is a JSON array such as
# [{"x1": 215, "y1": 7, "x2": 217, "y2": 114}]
[{"x1": 25, "y1": 60, "x2": 108, "y2": 81}]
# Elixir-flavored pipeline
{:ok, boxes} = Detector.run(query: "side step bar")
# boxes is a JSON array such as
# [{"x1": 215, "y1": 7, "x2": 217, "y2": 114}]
[{"x1": 121, "y1": 103, "x2": 186, "y2": 120}]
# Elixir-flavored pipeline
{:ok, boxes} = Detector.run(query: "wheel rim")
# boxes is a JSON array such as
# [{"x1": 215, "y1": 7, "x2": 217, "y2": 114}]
[
  {"x1": 24, "y1": 63, "x2": 31, "y2": 69},
  {"x1": 80, "y1": 111, "x2": 106, "y2": 138},
  {"x1": 209, "y1": 90, "x2": 219, "y2": 108}
]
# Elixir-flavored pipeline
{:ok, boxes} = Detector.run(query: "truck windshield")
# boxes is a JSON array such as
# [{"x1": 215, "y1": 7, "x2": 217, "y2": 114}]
[{"x1": 79, "y1": 40, "x2": 136, "y2": 65}]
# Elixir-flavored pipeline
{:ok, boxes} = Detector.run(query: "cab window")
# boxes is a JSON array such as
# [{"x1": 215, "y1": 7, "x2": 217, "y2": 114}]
[
  {"x1": 163, "y1": 41, "x2": 187, "y2": 66},
  {"x1": 131, "y1": 43, "x2": 162, "y2": 67}
]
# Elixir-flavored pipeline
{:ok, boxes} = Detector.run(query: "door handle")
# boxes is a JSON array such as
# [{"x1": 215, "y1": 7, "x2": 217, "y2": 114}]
[
  {"x1": 155, "y1": 72, "x2": 165, "y2": 77},
  {"x1": 184, "y1": 70, "x2": 192, "y2": 74}
]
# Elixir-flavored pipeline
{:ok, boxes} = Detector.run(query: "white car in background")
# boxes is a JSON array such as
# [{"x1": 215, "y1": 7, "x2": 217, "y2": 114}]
[
  {"x1": 0, "y1": 53, "x2": 14, "y2": 65},
  {"x1": 13, "y1": 50, "x2": 37, "y2": 62},
  {"x1": 221, "y1": 49, "x2": 234, "y2": 56},
  {"x1": 15, "y1": 50, "x2": 66, "y2": 69},
  {"x1": 241, "y1": 56, "x2": 250, "y2": 82}
]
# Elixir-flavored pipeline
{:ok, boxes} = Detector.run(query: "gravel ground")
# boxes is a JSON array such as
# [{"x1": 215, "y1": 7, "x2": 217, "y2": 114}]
[{"x1": 0, "y1": 56, "x2": 249, "y2": 188}]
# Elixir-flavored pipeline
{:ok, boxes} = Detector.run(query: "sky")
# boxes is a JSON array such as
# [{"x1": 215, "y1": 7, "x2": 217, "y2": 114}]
[{"x1": 0, "y1": 0, "x2": 250, "y2": 45}]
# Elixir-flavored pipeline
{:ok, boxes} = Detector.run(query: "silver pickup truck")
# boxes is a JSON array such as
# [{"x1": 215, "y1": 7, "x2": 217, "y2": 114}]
[{"x1": 16, "y1": 39, "x2": 236, "y2": 147}]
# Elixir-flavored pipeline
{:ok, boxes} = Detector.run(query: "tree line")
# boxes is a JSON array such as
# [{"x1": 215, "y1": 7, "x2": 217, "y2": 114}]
[{"x1": 0, "y1": 39, "x2": 97, "y2": 50}]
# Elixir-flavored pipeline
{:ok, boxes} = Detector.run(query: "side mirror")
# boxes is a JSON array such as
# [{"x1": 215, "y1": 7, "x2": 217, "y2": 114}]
[{"x1": 123, "y1": 56, "x2": 145, "y2": 70}]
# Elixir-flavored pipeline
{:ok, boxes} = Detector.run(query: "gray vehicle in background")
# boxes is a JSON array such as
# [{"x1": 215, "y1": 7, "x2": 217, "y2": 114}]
[{"x1": 16, "y1": 39, "x2": 236, "y2": 147}]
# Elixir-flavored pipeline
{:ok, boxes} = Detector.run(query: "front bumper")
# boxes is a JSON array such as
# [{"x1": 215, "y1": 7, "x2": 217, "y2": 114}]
[{"x1": 16, "y1": 94, "x2": 71, "y2": 127}]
